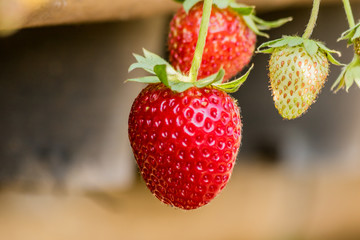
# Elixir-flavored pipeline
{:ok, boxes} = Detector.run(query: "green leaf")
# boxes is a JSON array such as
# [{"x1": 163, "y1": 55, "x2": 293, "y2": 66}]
[
  {"x1": 315, "y1": 41, "x2": 342, "y2": 66},
  {"x1": 256, "y1": 36, "x2": 303, "y2": 53},
  {"x1": 169, "y1": 81, "x2": 195, "y2": 92},
  {"x1": 194, "y1": 69, "x2": 225, "y2": 88},
  {"x1": 316, "y1": 42, "x2": 341, "y2": 56},
  {"x1": 252, "y1": 16, "x2": 293, "y2": 30},
  {"x1": 129, "y1": 49, "x2": 169, "y2": 74},
  {"x1": 326, "y1": 52, "x2": 343, "y2": 66},
  {"x1": 287, "y1": 36, "x2": 304, "y2": 47},
  {"x1": 331, "y1": 55, "x2": 360, "y2": 92},
  {"x1": 347, "y1": 65, "x2": 360, "y2": 88},
  {"x1": 256, "y1": 38, "x2": 283, "y2": 53},
  {"x1": 143, "y1": 49, "x2": 169, "y2": 65},
  {"x1": 213, "y1": 0, "x2": 232, "y2": 9},
  {"x1": 126, "y1": 76, "x2": 160, "y2": 84},
  {"x1": 228, "y1": 2, "x2": 254, "y2": 15},
  {"x1": 154, "y1": 64, "x2": 170, "y2": 88},
  {"x1": 154, "y1": 64, "x2": 195, "y2": 92},
  {"x1": 303, "y1": 39, "x2": 318, "y2": 56},
  {"x1": 183, "y1": 0, "x2": 201, "y2": 13},
  {"x1": 338, "y1": 23, "x2": 360, "y2": 43},
  {"x1": 269, "y1": 38, "x2": 291, "y2": 48},
  {"x1": 243, "y1": 15, "x2": 269, "y2": 38},
  {"x1": 352, "y1": 26, "x2": 360, "y2": 41},
  {"x1": 331, "y1": 68, "x2": 346, "y2": 92},
  {"x1": 213, "y1": 64, "x2": 253, "y2": 93},
  {"x1": 355, "y1": 76, "x2": 360, "y2": 88}
]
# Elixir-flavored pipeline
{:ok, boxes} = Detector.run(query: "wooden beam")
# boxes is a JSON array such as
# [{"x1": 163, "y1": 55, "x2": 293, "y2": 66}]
[{"x1": 0, "y1": 0, "x2": 351, "y2": 32}]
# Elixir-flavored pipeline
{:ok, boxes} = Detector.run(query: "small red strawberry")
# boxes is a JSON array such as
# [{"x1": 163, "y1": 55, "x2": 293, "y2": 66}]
[
  {"x1": 168, "y1": 1, "x2": 292, "y2": 81},
  {"x1": 258, "y1": 36, "x2": 341, "y2": 119},
  {"x1": 128, "y1": 83, "x2": 242, "y2": 209}
]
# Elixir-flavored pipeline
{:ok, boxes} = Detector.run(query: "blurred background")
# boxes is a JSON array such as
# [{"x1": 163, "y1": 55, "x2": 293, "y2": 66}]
[{"x1": 1, "y1": 0, "x2": 360, "y2": 239}]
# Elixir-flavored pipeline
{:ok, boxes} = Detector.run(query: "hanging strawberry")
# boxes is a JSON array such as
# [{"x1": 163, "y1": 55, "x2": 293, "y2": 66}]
[
  {"x1": 127, "y1": 0, "x2": 252, "y2": 209},
  {"x1": 168, "y1": 0, "x2": 292, "y2": 81},
  {"x1": 257, "y1": 0, "x2": 342, "y2": 119}
]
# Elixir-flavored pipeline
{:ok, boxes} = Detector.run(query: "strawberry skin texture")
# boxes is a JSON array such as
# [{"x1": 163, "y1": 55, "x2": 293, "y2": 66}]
[
  {"x1": 168, "y1": 2, "x2": 256, "y2": 81},
  {"x1": 128, "y1": 84, "x2": 242, "y2": 210},
  {"x1": 269, "y1": 46, "x2": 329, "y2": 119},
  {"x1": 355, "y1": 38, "x2": 360, "y2": 56}
]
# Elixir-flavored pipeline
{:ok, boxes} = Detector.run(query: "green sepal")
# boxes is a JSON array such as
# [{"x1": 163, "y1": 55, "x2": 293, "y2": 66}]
[
  {"x1": 257, "y1": 36, "x2": 343, "y2": 66},
  {"x1": 338, "y1": 22, "x2": 360, "y2": 45},
  {"x1": 193, "y1": 69, "x2": 225, "y2": 88},
  {"x1": 227, "y1": 1, "x2": 254, "y2": 15},
  {"x1": 154, "y1": 64, "x2": 171, "y2": 88},
  {"x1": 303, "y1": 39, "x2": 318, "y2": 56},
  {"x1": 127, "y1": 49, "x2": 251, "y2": 93},
  {"x1": 153, "y1": 64, "x2": 194, "y2": 92},
  {"x1": 242, "y1": 15, "x2": 292, "y2": 38},
  {"x1": 213, "y1": 0, "x2": 233, "y2": 9},
  {"x1": 177, "y1": 0, "x2": 291, "y2": 37},
  {"x1": 213, "y1": 64, "x2": 253, "y2": 93},
  {"x1": 183, "y1": 0, "x2": 202, "y2": 13},
  {"x1": 316, "y1": 41, "x2": 343, "y2": 66},
  {"x1": 332, "y1": 55, "x2": 360, "y2": 92},
  {"x1": 126, "y1": 76, "x2": 160, "y2": 84},
  {"x1": 128, "y1": 48, "x2": 169, "y2": 74},
  {"x1": 181, "y1": 0, "x2": 254, "y2": 14}
]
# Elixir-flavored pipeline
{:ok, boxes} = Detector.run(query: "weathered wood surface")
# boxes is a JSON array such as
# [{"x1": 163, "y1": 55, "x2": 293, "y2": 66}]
[
  {"x1": 0, "y1": 0, "x2": 348, "y2": 32},
  {"x1": 1, "y1": 165, "x2": 360, "y2": 240}
]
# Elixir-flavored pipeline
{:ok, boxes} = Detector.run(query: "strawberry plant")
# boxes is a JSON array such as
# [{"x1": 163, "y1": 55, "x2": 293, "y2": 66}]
[{"x1": 168, "y1": 0, "x2": 292, "y2": 81}]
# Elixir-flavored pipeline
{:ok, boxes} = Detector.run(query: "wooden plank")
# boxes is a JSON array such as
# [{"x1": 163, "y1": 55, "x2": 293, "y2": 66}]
[{"x1": 0, "y1": 0, "x2": 345, "y2": 32}]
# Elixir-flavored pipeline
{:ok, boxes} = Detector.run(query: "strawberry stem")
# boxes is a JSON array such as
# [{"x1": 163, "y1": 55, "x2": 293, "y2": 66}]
[
  {"x1": 342, "y1": 0, "x2": 355, "y2": 28},
  {"x1": 189, "y1": 0, "x2": 213, "y2": 82},
  {"x1": 302, "y1": 0, "x2": 321, "y2": 39}
]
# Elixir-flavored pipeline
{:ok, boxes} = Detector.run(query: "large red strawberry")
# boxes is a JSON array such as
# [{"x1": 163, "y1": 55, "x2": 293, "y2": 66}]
[
  {"x1": 127, "y1": 0, "x2": 252, "y2": 209},
  {"x1": 127, "y1": 47, "x2": 252, "y2": 209},
  {"x1": 168, "y1": 1, "x2": 292, "y2": 81},
  {"x1": 128, "y1": 83, "x2": 242, "y2": 209}
]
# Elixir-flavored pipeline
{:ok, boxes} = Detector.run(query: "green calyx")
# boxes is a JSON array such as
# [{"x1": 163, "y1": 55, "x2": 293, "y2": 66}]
[
  {"x1": 257, "y1": 36, "x2": 342, "y2": 66},
  {"x1": 338, "y1": 22, "x2": 360, "y2": 46},
  {"x1": 127, "y1": 49, "x2": 253, "y2": 93},
  {"x1": 331, "y1": 54, "x2": 360, "y2": 92},
  {"x1": 175, "y1": 0, "x2": 292, "y2": 38}
]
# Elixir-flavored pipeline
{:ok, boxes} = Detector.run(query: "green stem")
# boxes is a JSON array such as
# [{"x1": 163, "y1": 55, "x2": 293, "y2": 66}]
[
  {"x1": 342, "y1": 0, "x2": 355, "y2": 28},
  {"x1": 189, "y1": 0, "x2": 213, "y2": 82},
  {"x1": 302, "y1": 0, "x2": 321, "y2": 39}
]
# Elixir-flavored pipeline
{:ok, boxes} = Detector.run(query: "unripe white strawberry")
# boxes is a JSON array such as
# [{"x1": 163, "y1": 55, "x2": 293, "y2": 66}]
[
  {"x1": 269, "y1": 45, "x2": 329, "y2": 119},
  {"x1": 354, "y1": 38, "x2": 360, "y2": 56},
  {"x1": 258, "y1": 36, "x2": 341, "y2": 119}
]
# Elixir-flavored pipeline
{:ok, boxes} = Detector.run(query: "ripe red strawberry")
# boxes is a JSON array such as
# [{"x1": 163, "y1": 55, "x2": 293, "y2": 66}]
[
  {"x1": 258, "y1": 36, "x2": 341, "y2": 119},
  {"x1": 128, "y1": 83, "x2": 242, "y2": 209},
  {"x1": 168, "y1": 2, "x2": 256, "y2": 81},
  {"x1": 168, "y1": 1, "x2": 291, "y2": 82}
]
